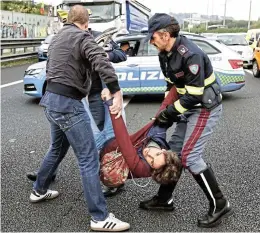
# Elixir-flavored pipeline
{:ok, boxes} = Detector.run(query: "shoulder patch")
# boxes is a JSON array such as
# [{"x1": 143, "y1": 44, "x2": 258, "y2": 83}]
[
  {"x1": 188, "y1": 64, "x2": 199, "y2": 75},
  {"x1": 177, "y1": 45, "x2": 189, "y2": 56}
]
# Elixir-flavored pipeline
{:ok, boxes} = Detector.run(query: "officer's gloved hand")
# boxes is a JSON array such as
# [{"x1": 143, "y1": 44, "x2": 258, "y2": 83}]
[{"x1": 155, "y1": 105, "x2": 179, "y2": 128}]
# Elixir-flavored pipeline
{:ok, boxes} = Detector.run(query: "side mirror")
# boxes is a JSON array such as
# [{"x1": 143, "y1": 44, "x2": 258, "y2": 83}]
[
  {"x1": 249, "y1": 38, "x2": 254, "y2": 42},
  {"x1": 249, "y1": 41, "x2": 253, "y2": 45}
]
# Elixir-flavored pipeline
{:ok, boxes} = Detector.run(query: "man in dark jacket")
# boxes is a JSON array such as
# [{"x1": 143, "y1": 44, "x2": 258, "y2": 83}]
[
  {"x1": 28, "y1": 5, "x2": 130, "y2": 232},
  {"x1": 26, "y1": 31, "x2": 127, "y2": 199},
  {"x1": 26, "y1": 37, "x2": 127, "y2": 190}
]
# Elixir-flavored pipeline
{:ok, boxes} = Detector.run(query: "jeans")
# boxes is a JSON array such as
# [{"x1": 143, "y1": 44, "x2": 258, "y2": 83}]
[
  {"x1": 82, "y1": 96, "x2": 126, "y2": 152},
  {"x1": 34, "y1": 102, "x2": 108, "y2": 221},
  {"x1": 88, "y1": 92, "x2": 105, "y2": 131},
  {"x1": 38, "y1": 93, "x2": 105, "y2": 178}
]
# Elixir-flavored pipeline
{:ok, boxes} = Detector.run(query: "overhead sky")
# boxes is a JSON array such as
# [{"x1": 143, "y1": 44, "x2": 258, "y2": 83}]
[{"x1": 37, "y1": 0, "x2": 260, "y2": 21}]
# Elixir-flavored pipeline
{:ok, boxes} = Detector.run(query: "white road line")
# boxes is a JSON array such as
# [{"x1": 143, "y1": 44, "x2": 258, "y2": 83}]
[
  {"x1": 0, "y1": 80, "x2": 23, "y2": 88},
  {"x1": 123, "y1": 96, "x2": 133, "y2": 108},
  {"x1": 0, "y1": 79, "x2": 134, "y2": 108},
  {"x1": 244, "y1": 69, "x2": 253, "y2": 75}
]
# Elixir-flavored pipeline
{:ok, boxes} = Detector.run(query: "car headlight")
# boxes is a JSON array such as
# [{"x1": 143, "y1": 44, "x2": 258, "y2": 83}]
[{"x1": 25, "y1": 68, "x2": 43, "y2": 75}]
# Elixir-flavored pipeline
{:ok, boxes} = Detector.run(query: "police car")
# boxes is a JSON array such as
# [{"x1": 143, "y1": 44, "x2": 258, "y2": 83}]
[
  {"x1": 23, "y1": 33, "x2": 245, "y2": 98},
  {"x1": 37, "y1": 34, "x2": 55, "y2": 62}
]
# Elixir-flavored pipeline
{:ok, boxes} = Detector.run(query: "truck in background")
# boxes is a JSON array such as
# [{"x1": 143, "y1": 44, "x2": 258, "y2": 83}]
[{"x1": 54, "y1": 0, "x2": 151, "y2": 33}]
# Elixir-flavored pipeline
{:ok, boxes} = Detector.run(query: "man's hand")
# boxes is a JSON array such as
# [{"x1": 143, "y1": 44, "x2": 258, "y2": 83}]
[
  {"x1": 101, "y1": 88, "x2": 112, "y2": 101},
  {"x1": 109, "y1": 90, "x2": 123, "y2": 119}
]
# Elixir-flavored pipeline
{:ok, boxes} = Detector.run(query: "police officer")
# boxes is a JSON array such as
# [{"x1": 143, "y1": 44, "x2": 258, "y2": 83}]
[{"x1": 139, "y1": 13, "x2": 233, "y2": 228}]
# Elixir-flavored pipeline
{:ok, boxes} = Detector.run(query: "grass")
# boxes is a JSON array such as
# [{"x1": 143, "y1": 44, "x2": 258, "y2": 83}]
[{"x1": 1, "y1": 57, "x2": 38, "y2": 68}]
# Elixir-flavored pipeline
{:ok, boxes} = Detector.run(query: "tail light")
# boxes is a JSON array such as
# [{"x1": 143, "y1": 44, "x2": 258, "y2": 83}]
[{"x1": 228, "y1": 59, "x2": 243, "y2": 69}]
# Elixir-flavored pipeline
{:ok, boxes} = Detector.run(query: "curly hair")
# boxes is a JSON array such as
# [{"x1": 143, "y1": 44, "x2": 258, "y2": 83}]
[{"x1": 151, "y1": 151, "x2": 182, "y2": 184}]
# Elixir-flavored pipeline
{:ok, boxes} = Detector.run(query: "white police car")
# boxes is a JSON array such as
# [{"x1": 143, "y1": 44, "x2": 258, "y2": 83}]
[{"x1": 24, "y1": 33, "x2": 245, "y2": 98}]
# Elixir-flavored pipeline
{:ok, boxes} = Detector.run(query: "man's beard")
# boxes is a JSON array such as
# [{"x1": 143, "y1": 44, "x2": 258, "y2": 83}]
[{"x1": 154, "y1": 43, "x2": 165, "y2": 52}]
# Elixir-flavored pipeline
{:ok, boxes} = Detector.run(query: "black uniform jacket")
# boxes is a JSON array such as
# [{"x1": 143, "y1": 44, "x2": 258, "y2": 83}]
[{"x1": 159, "y1": 35, "x2": 216, "y2": 114}]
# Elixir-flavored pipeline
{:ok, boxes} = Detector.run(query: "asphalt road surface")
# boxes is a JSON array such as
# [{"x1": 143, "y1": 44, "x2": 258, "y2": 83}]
[{"x1": 1, "y1": 65, "x2": 260, "y2": 232}]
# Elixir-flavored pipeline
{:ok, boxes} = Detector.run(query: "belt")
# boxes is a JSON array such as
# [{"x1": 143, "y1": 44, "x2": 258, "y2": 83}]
[{"x1": 46, "y1": 81, "x2": 85, "y2": 100}]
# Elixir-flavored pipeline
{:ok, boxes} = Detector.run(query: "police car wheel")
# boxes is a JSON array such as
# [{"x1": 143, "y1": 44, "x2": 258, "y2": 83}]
[{"x1": 252, "y1": 60, "x2": 260, "y2": 78}]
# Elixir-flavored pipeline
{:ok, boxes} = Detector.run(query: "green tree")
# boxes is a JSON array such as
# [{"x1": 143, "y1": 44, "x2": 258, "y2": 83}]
[
  {"x1": 1, "y1": 0, "x2": 49, "y2": 15},
  {"x1": 251, "y1": 20, "x2": 260, "y2": 29}
]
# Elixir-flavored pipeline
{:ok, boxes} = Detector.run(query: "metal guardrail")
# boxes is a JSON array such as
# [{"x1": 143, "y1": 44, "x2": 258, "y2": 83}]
[{"x1": 1, "y1": 38, "x2": 44, "y2": 62}]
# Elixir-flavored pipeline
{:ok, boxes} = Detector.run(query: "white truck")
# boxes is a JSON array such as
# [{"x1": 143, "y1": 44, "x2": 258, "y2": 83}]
[{"x1": 54, "y1": 0, "x2": 151, "y2": 33}]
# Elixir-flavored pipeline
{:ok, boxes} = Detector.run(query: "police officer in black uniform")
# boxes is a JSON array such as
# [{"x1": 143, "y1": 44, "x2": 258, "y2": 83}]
[{"x1": 139, "y1": 13, "x2": 233, "y2": 228}]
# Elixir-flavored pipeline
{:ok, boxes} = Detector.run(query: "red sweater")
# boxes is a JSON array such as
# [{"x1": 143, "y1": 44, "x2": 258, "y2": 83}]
[{"x1": 101, "y1": 87, "x2": 178, "y2": 178}]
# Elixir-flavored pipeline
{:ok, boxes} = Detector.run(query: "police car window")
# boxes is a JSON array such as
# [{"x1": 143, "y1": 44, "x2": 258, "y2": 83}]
[
  {"x1": 192, "y1": 40, "x2": 220, "y2": 55},
  {"x1": 118, "y1": 40, "x2": 140, "y2": 57},
  {"x1": 142, "y1": 42, "x2": 159, "y2": 56}
]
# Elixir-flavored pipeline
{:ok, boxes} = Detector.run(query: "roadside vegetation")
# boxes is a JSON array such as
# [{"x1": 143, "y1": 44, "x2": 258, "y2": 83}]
[
  {"x1": 1, "y1": 57, "x2": 38, "y2": 68},
  {"x1": 185, "y1": 19, "x2": 260, "y2": 34},
  {"x1": 1, "y1": 0, "x2": 50, "y2": 15}
]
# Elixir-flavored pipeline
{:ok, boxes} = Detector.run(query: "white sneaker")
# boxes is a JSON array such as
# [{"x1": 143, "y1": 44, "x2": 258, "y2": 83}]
[
  {"x1": 91, "y1": 213, "x2": 130, "y2": 232},
  {"x1": 29, "y1": 189, "x2": 59, "y2": 203}
]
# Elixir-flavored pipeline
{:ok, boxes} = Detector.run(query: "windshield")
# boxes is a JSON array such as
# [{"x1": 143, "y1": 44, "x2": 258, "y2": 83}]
[
  {"x1": 44, "y1": 34, "x2": 54, "y2": 44},
  {"x1": 217, "y1": 35, "x2": 248, "y2": 46},
  {"x1": 65, "y1": 2, "x2": 116, "y2": 23}
]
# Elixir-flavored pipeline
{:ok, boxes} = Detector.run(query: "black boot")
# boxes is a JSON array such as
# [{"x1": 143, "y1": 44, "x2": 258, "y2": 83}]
[
  {"x1": 26, "y1": 172, "x2": 56, "y2": 182},
  {"x1": 139, "y1": 183, "x2": 177, "y2": 211},
  {"x1": 193, "y1": 166, "x2": 233, "y2": 228}
]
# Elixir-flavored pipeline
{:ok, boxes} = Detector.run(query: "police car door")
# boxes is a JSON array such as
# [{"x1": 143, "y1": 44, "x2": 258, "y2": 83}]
[
  {"x1": 139, "y1": 40, "x2": 166, "y2": 94},
  {"x1": 113, "y1": 40, "x2": 142, "y2": 95}
]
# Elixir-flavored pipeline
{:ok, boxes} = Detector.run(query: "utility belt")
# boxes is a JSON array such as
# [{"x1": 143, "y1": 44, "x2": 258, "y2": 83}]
[
  {"x1": 201, "y1": 81, "x2": 222, "y2": 111},
  {"x1": 201, "y1": 73, "x2": 222, "y2": 110}
]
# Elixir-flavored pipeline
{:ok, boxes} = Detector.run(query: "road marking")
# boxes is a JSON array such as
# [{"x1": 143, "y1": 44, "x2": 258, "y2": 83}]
[
  {"x1": 123, "y1": 96, "x2": 133, "y2": 108},
  {"x1": 0, "y1": 79, "x2": 134, "y2": 108},
  {"x1": 0, "y1": 80, "x2": 23, "y2": 88},
  {"x1": 244, "y1": 69, "x2": 253, "y2": 75}
]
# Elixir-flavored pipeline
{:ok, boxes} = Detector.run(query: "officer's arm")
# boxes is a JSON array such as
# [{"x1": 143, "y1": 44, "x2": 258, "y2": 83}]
[
  {"x1": 169, "y1": 54, "x2": 205, "y2": 114},
  {"x1": 107, "y1": 50, "x2": 127, "y2": 63},
  {"x1": 107, "y1": 44, "x2": 127, "y2": 63},
  {"x1": 104, "y1": 40, "x2": 127, "y2": 63},
  {"x1": 80, "y1": 33, "x2": 120, "y2": 94}
]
